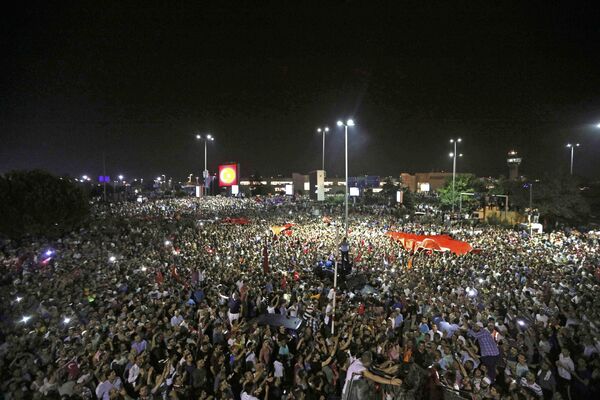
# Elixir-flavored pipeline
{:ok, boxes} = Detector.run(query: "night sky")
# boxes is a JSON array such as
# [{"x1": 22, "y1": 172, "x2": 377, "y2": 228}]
[{"x1": 1, "y1": 1, "x2": 600, "y2": 180}]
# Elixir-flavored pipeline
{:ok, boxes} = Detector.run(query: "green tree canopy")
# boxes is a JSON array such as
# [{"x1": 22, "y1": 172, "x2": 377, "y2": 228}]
[
  {"x1": 380, "y1": 177, "x2": 398, "y2": 200},
  {"x1": 0, "y1": 170, "x2": 90, "y2": 239},
  {"x1": 437, "y1": 174, "x2": 480, "y2": 211}
]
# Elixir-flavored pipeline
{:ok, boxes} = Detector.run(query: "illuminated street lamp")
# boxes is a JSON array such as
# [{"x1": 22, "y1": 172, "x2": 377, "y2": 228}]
[
  {"x1": 316, "y1": 126, "x2": 329, "y2": 171},
  {"x1": 449, "y1": 138, "x2": 463, "y2": 214},
  {"x1": 196, "y1": 133, "x2": 215, "y2": 180},
  {"x1": 332, "y1": 119, "x2": 354, "y2": 335},
  {"x1": 566, "y1": 143, "x2": 579, "y2": 175},
  {"x1": 336, "y1": 119, "x2": 354, "y2": 237}
]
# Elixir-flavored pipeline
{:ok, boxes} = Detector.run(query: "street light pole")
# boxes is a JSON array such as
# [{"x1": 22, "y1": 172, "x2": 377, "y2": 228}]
[
  {"x1": 458, "y1": 192, "x2": 475, "y2": 219},
  {"x1": 452, "y1": 142, "x2": 456, "y2": 213},
  {"x1": 449, "y1": 138, "x2": 462, "y2": 215},
  {"x1": 566, "y1": 143, "x2": 579, "y2": 175},
  {"x1": 337, "y1": 119, "x2": 354, "y2": 237},
  {"x1": 345, "y1": 125, "x2": 348, "y2": 236},
  {"x1": 317, "y1": 127, "x2": 329, "y2": 172},
  {"x1": 196, "y1": 133, "x2": 214, "y2": 195},
  {"x1": 102, "y1": 150, "x2": 107, "y2": 202},
  {"x1": 332, "y1": 119, "x2": 354, "y2": 334}
]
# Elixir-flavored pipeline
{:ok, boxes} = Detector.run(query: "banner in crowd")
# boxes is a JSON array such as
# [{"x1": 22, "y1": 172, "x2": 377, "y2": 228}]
[
  {"x1": 270, "y1": 224, "x2": 294, "y2": 236},
  {"x1": 222, "y1": 217, "x2": 250, "y2": 225},
  {"x1": 386, "y1": 232, "x2": 473, "y2": 255}
]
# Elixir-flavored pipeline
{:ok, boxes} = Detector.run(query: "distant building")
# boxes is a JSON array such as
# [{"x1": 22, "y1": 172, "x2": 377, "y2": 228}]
[
  {"x1": 400, "y1": 172, "x2": 454, "y2": 193},
  {"x1": 292, "y1": 173, "x2": 309, "y2": 194},
  {"x1": 348, "y1": 175, "x2": 380, "y2": 189},
  {"x1": 507, "y1": 150, "x2": 522, "y2": 180},
  {"x1": 236, "y1": 174, "x2": 386, "y2": 196},
  {"x1": 309, "y1": 170, "x2": 325, "y2": 201}
]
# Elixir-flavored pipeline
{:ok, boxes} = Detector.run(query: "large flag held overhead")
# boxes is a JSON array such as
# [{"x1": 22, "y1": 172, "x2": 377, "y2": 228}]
[
  {"x1": 222, "y1": 217, "x2": 250, "y2": 225},
  {"x1": 270, "y1": 223, "x2": 294, "y2": 236},
  {"x1": 386, "y1": 232, "x2": 473, "y2": 255}
]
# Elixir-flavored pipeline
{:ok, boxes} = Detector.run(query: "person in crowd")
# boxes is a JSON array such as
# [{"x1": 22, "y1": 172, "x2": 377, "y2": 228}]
[{"x1": 0, "y1": 196, "x2": 598, "y2": 399}]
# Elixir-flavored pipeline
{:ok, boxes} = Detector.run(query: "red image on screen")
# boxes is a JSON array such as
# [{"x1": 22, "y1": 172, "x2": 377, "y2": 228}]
[{"x1": 218, "y1": 164, "x2": 238, "y2": 187}]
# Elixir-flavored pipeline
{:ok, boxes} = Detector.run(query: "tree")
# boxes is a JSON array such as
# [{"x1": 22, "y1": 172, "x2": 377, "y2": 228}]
[
  {"x1": 0, "y1": 170, "x2": 90, "y2": 240},
  {"x1": 378, "y1": 177, "x2": 415, "y2": 209},
  {"x1": 504, "y1": 173, "x2": 590, "y2": 226},
  {"x1": 380, "y1": 177, "x2": 398, "y2": 202},
  {"x1": 437, "y1": 174, "x2": 480, "y2": 211},
  {"x1": 401, "y1": 188, "x2": 415, "y2": 210},
  {"x1": 362, "y1": 188, "x2": 376, "y2": 205},
  {"x1": 397, "y1": 177, "x2": 415, "y2": 210}
]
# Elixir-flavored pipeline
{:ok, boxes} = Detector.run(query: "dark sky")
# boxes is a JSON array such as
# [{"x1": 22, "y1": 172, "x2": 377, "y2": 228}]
[{"x1": 1, "y1": 1, "x2": 600, "y2": 180}]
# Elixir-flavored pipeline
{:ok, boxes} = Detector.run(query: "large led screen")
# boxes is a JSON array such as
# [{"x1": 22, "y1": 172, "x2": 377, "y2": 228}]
[{"x1": 219, "y1": 164, "x2": 238, "y2": 187}]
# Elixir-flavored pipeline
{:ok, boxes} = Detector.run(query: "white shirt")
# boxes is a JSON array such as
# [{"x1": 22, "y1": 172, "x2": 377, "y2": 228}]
[
  {"x1": 557, "y1": 354, "x2": 574, "y2": 380},
  {"x1": 535, "y1": 314, "x2": 548, "y2": 327},
  {"x1": 245, "y1": 352, "x2": 256, "y2": 366},
  {"x1": 241, "y1": 391, "x2": 260, "y2": 400},
  {"x1": 325, "y1": 303, "x2": 333, "y2": 314},
  {"x1": 327, "y1": 289, "x2": 335, "y2": 301},
  {"x1": 343, "y1": 359, "x2": 366, "y2": 394},
  {"x1": 274, "y1": 360, "x2": 284, "y2": 378},
  {"x1": 128, "y1": 364, "x2": 140, "y2": 384},
  {"x1": 95, "y1": 380, "x2": 113, "y2": 400},
  {"x1": 289, "y1": 305, "x2": 298, "y2": 317}
]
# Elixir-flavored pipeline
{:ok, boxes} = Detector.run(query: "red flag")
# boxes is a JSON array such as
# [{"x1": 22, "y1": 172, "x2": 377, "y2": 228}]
[
  {"x1": 262, "y1": 242, "x2": 270, "y2": 274},
  {"x1": 281, "y1": 275, "x2": 287, "y2": 289},
  {"x1": 155, "y1": 271, "x2": 164, "y2": 285},
  {"x1": 170, "y1": 265, "x2": 180, "y2": 282}
]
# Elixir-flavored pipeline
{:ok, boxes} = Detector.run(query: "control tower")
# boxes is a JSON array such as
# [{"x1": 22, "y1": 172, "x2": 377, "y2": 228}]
[{"x1": 507, "y1": 150, "x2": 522, "y2": 180}]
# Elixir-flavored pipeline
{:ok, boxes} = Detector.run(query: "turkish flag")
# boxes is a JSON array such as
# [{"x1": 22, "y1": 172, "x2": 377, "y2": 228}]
[{"x1": 155, "y1": 271, "x2": 164, "y2": 285}]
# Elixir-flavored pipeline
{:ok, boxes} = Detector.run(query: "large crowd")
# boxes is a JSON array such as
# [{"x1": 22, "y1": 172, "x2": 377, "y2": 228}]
[{"x1": 1, "y1": 197, "x2": 599, "y2": 400}]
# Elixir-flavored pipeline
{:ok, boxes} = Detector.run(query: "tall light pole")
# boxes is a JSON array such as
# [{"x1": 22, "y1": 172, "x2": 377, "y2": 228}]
[
  {"x1": 527, "y1": 182, "x2": 534, "y2": 236},
  {"x1": 337, "y1": 119, "x2": 354, "y2": 237},
  {"x1": 332, "y1": 118, "x2": 354, "y2": 336},
  {"x1": 449, "y1": 138, "x2": 463, "y2": 215},
  {"x1": 566, "y1": 143, "x2": 579, "y2": 175},
  {"x1": 316, "y1": 126, "x2": 329, "y2": 171},
  {"x1": 196, "y1": 133, "x2": 215, "y2": 194},
  {"x1": 529, "y1": 183, "x2": 533, "y2": 211}
]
